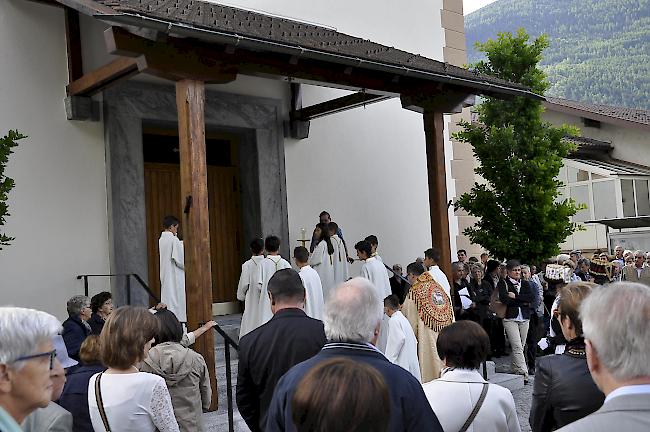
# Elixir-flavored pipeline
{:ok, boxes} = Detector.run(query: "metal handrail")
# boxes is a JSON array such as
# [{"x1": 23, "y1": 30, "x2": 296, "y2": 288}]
[
  {"x1": 383, "y1": 264, "x2": 412, "y2": 286},
  {"x1": 207, "y1": 325, "x2": 239, "y2": 432},
  {"x1": 76, "y1": 273, "x2": 160, "y2": 304}
]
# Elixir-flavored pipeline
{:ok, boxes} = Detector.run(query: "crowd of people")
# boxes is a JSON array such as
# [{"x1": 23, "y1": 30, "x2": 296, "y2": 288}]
[{"x1": 1, "y1": 211, "x2": 650, "y2": 432}]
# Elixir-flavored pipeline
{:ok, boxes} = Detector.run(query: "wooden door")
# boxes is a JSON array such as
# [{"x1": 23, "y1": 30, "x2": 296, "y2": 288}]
[{"x1": 144, "y1": 162, "x2": 242, "y2": 304}]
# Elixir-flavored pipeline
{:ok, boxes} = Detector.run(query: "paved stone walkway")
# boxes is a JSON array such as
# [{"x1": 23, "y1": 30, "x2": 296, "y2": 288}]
[{"x1": 494, "y1": 354, "x2": 534, "y2": 432}]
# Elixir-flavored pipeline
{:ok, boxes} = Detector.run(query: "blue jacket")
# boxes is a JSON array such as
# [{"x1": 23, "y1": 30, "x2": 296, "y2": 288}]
[
  {"x1": 58, "y1": 363, "x2": 106, "y2": 432},
  {"x1": 266, "y1": 341, "x2": 443, "y2": 432},
  {"x1": 62, "y1": 315, "x2": 91, "y2": 361}
]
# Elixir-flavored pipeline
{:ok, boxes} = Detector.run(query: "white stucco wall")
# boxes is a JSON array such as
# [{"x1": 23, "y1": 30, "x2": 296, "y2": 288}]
[
  {"x1": 220, "y1": 0, "x2": 449, "y2": 271},
  {"x1": 0, "y1": 1, "x2": 110, "y2": 321},
  {"x1": 543, "y1": 110, "x2": 649, "y2": 167}
]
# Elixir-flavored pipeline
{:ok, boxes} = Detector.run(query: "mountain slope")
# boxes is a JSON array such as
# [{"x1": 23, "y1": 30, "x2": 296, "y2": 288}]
[{"x1": 465, "y1": 0, "x2": 650, "y2": 109}]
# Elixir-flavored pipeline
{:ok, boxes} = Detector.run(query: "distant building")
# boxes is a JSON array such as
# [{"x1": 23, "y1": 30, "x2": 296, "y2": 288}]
[{"x1": 543, "y1": 98, "x2": 650, "y2": 253}]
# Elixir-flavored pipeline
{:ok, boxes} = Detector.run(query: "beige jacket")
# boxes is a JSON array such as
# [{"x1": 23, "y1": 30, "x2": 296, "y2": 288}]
[
  {"x1": 622, "y1": 265, "x2": 650, "y2": 286},
  {"x1": 22, "y1": 402, "x2": 72, "y2": 432},
  {"x1": 140, "y1": 342, "x2": 211, "y2": 432}
]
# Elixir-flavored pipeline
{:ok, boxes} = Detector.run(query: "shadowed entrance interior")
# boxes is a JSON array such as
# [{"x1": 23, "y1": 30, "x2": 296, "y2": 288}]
[{"x1": 143, "y1": 125, "x2": 244, "y2": 307}]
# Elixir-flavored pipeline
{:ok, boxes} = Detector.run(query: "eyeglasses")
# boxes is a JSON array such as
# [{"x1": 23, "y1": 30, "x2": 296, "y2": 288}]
[{"x1": 13, "y1": 350, "x2": 57, "y2": 370}]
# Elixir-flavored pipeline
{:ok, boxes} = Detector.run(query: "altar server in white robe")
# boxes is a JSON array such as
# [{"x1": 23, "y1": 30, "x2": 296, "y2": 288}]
[
  {"x1": 237, "y1": 238, "x2": 265, "y2": 337},
  {"x1": 258, "y1": 235, "x2": 292, "y2": 325},
  {"x1": 308, "y1": 223, "x2": 336, "y2": 300},
  {"x1": 424, "y1": 247, "x2": 453, "y2": 300},
  {"x1": 294, "y1": 246, "x2": 325, "y2": 320},
  {"x1": 356, "y1": 239, "x2": 392, "y2": 352},
  {"x1": 384, "y1": 294, "x2": 422, "y2": 381},
  {"x1": 159, "y1": 215, "x2": 187, "y2": 322},
  {"x1": 328, "y1": 222, "x2": 350, "y2": 284},
  {"x1": 366, "y1": 234, "x2": 392, "y2": 278}
]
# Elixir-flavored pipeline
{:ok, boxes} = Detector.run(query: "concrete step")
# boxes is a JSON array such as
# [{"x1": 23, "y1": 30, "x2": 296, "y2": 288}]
[{"x1": 488, "y1": 372, "x2": 525, "y2": 392}]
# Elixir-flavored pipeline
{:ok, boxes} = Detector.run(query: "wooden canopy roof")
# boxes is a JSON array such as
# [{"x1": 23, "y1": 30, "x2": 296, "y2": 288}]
[{"x1": 55, "y1": 0, "x2": 539, "y2": 102}]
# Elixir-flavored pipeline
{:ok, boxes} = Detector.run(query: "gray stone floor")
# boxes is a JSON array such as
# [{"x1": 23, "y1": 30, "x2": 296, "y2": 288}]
[
  {"x1": 203, "y1": 315, "x2": 536, "y2": 432},
  {"x1": 493, "y1": 354, "x2": 534, "y2": 432}
]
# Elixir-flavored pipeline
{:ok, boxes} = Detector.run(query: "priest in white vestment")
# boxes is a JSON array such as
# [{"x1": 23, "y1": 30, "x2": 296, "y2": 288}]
[
  {"x1": 356, "y1": 240, "x2": 392, "y2": 352},
  {"x1": 294, "y1": 246, "x2": 325, "y2": 320},
  {"x1": 159, "y1": 216, "x2": 187, "y2": 323},
  {"x1": 236, "y1": 239, "x2": 265, "y2": 337},
  {"x1": 384, "y1": 295, "x2": 422, "y2": 381},
  {"x1": 308, "y1": 224, "x2": 336, "y2": 300},
  {"x1": 424, "y1": 247, "x2": 452, "y2": 300},
  {"x1": 257, "y1": 236, "x2": 292, "y2": 325},
  {"x1": 329, "y1": 223, "x2": 350, "y2": 285}
]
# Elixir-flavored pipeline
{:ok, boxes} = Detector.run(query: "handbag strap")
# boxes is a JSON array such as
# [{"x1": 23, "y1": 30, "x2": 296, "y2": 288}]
[
  {"x1": 94, "y1": 373, "x2": 112, "y2": 432},
  {"x1": 458, "y1": 383, "x2": 489, "y2": 432}
]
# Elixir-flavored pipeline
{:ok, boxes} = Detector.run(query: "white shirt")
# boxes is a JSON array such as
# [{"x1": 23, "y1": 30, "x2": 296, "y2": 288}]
[
  {"x1": 299, "y1": 265, "x2": 325, "y2": 320},
  {"x1": 504, "y1": 277, "x2": 525, "y2": 322},
  {"x1": 159, "y1": 231, "x2": 186, "y2": 322},
  {"x1": 360, "y1": 257, "x2": 392, "y2": 299},
  {"x1": 88, "y1": 372, "x2": 179, "y2": 432},
  {"x1": 309, "y1": 241, "x2": 336, "y2": 299},
  {"x1": 257, "y1": 255, "x2": 292, "y2": 325},
  {"x1": 423, "y1": 369, "x2": 521, "y2": 432},
  {"x1": 385, "y1": 311, "x2": 421, "y2": 382},
  {"x1": 236, "y1": 255, "x2": 264, "y2": 338},
  {"x1": 331, "y1": 235, "x2": 350, "y2": 285},
  {"x1": 360, "y1": 257, "x2": 391, "y2": 352},
  {"x1": 427, "y1": 265, "x2": 452, "y2": 299},
  {"x1": 605, "y1": 384, "x2": 650, "y2": 404}
]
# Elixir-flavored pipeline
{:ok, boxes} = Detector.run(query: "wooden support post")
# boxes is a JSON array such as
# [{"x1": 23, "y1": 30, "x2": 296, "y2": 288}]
[
  {"x1": 176, "y1": 80, "x2": 218, "y2": 411},
  {"x1": 64, "y1": 7, "x2": 83, "y2": 83},
  {"x1": 423, "y1": 110, "x2": 452, "y2": 281}
]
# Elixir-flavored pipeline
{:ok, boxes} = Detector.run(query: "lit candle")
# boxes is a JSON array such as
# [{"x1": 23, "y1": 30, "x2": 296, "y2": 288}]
[{"x1": 300, "y1": 228, "x2": 306, "y2": 240}]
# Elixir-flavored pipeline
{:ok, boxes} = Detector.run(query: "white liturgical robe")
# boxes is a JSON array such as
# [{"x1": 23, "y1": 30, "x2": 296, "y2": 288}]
[
  {"x1": 427, "y1": 265, "x2": 452, "y2": 299},
  {"x1": 360, "y1": 256, "x2": 392, "y2": 352},
  {"x1": 236, "y1": 255, "x2": 264, "y2": 338},
  {"x1": 331, "y1": 234, "x2": 349, "y2": 285},
  {"x1": 257, "y1": 255, "x2": 292, "y2": 325},
  {"x1": 309, "y1": 241, "x2": 336, "y2": 300},
  {"x1": 385, "y1": 310, "x2": 422, "y2": 382},
  {"x1": 159, "y1": 231, "x2": 186, "y2": 322},
  {"x1": 298, "y1": 265, "x2": 325, "y2": 320}
]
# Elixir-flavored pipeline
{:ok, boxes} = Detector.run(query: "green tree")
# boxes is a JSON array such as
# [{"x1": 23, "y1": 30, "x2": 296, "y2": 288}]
[
  {"x1": 454, "y1": 29, "x2": 581, "y2": 263},
  {"x1": 0, "y1": 130, "x2": 26, "y2": 249}
]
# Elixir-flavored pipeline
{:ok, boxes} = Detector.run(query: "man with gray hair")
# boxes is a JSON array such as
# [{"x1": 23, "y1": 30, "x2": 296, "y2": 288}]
[
  {"x1": 0, "y1": 307, "x2": 61, "y2": 431},
  {"x1": 266, "y1": 277, "x2": 442, "y2": 431},
  {"x1": 622, "y1": 250, "x2": 650, "y2": 286},
  {"x1": 61, "y1": 295, "x2": 92, "y2": 361},
  {"x1": 557, "y1": 282, "x2": 650, "y2": 431}
]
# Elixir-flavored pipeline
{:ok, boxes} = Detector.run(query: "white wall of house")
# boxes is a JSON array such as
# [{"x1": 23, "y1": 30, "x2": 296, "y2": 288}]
[
  {"x1": 223, "y1": 0, "x2": 450, "y2": 272},
  {"x1": 543, "y1": 110, "x2": 649, "y2": 167},
  {"x1": 0, "y1": 0, "x2": 110, "y2": 321}
]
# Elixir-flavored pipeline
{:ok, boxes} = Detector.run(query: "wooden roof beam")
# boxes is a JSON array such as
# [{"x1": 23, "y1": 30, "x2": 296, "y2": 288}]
[
  {"x1": 291, "y1": 92, "x2": 392, "y2": 121},
  {"x1": 105, "y1": 26, "x2": 442, "y2": 95},
  {"x1": 66, "y1": 57, "x2": 140, "y2": 96}
]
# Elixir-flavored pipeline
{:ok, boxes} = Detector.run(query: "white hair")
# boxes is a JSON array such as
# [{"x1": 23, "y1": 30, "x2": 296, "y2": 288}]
[
  {"x1": 323, "y1": 278, "x2": 383, "y2": 343},
  {"x1": 66, "y1": 295, "x2": 90, "y2": 317},
  {"x1": 0, "y1": 307, "x2": 61, "y2": 368},
  {"x1": 580, "y1": 282, "x2": 650, "y2": 381}
]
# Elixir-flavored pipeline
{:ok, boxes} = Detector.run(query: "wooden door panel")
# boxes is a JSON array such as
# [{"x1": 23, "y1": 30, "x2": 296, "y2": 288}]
[{"x1": 144, "y1": 163, "x2": 242, "y2": 305}]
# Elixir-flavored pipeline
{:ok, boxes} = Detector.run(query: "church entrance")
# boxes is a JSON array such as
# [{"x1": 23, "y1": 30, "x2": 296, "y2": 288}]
[{"x1": 142, "y1": 124, "x2": 243, "y2": 311}]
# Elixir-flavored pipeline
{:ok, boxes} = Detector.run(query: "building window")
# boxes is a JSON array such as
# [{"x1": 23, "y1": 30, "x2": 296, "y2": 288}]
[
  {"x1": 621, "y1": 179, "x2": 636, "y2": 217},
  {"x1": 571, "y1": 185, "x2": 590, "y2": 222},
  {"x1": 636, "y1": 180, "x2": 650, "y2": 216},
  {"x1": 593, "y1": 180, "x2": 617, "y2": 219}
]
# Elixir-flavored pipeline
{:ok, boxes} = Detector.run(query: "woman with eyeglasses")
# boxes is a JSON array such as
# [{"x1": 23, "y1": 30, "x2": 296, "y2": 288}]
[
  {"x1": 88, "y1": 306, "x2": 180, "y2": 432},
  {"x1": 529, "y1": 282, "x2": 605, "y2": 432},
  {"x1": 0, "y1": 307, "x2": 61, "y2": 432},
  {"x1": 62, "y1": 295, "x2": 92, "y2": 362}
]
